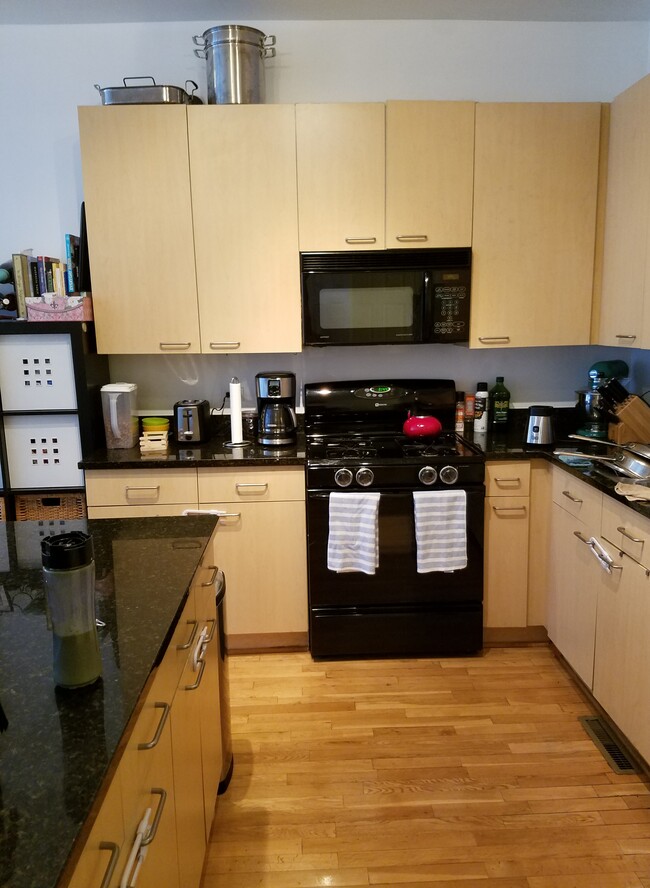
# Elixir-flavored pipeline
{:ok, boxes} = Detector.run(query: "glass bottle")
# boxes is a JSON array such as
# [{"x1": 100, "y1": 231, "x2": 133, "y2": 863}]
[
  {"x1": 489, "y1": 377, "x2": 511, "y2": 427},
  {"x1": 41, "y1": 532, "x2": 102, "y2": 689}
]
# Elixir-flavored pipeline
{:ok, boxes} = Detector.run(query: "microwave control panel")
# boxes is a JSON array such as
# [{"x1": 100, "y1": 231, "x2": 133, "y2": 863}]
[{"x1": 430, "y1": 269, "x2": 470, "y2": 342}]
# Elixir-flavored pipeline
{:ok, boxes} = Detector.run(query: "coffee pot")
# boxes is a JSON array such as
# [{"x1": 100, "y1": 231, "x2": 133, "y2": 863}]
[{"x1": 255, "y1": 372, "x2": 297, "y2": 447}]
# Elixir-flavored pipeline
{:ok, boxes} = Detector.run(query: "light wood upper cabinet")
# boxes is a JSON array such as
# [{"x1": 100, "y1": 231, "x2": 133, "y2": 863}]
[
  {"x1": 296, "y1": 103, "x2": 386, "y2": 250},
  {"x1": 599, "y1": 73, "x2": 650, "y2": 349},
  {"x1": 188, "y1": 105, "x2": 301, "y2": 354},
  {"x1": 385, "y1": 101, "x2": 474, "y2": 248},
  {"x1": 78, "y1": 106, "x2": 200, "y2": 355},
  {"x1": 470, "y1": 102, "x2": 602, "y2": 348}
]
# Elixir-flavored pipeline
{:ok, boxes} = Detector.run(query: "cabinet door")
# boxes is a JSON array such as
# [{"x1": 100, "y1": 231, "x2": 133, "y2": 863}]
[
  {"x1": 547, "y1": 505, "x2": 601, "y2": 689},
  {"x1": 594, "y1": 550, "x2": 650, "y2": 763},
  {"x1": 484, "y1": 495, "x2": 529, "y2": 627},
  {"x1": 296, "y1": 103, "x2": 385, "y2": 250},
  {"x1": 471, "y1": 103, "x2": 602, "y2": 348},
  {"x1": 385, "y1": 101, "x2": 474, "y2": 248},
  {"x1": 189, "y1": 105, "x2": 302, "y2": 354},
  {"x1": 203, "y1": 500, "x2": 308, "y2": 641},
  {"x1": 66, "y1": 778, "x2": 124, "y2": 888},
  {"x1": 599, "y1": 74, "x2": 650, "y2": 348},
  {"x1": 78, "y1": 106, "x2": 200, "y2": 355}
]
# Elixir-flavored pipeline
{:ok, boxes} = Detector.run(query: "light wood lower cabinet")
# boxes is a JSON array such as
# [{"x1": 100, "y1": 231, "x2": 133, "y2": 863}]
[
  {"x1": 484, "y1": 461, "x2": 530, "y2": 629},
  {"x1": 85, "y1": 468, "x2": 199, "y2": 518},
  {"x1": 198, "y1": 466, "x2": 308, "y2": 650},
  {"x1": 64, "y1": 541, "x2": 221, "y2": 888}
]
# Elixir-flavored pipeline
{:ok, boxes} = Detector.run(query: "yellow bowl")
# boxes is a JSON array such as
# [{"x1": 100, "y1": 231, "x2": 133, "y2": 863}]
[{"x1": 142, "y1": 416, "x2": 169, "y2": 432}]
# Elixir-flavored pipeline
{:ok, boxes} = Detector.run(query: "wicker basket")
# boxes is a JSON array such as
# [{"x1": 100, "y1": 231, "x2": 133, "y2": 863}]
[{"x1": 15, "y1": 493, "x2": 87, "y2": 521}]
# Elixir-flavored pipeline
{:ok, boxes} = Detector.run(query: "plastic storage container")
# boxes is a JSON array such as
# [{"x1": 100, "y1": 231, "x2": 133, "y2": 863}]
[{"x1": 101, "y1": 383, "x2": 138, "y2": 449}]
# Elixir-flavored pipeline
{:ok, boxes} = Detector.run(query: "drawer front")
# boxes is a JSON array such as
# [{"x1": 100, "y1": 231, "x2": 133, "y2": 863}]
[
  {"x1": 601, "y1": 496, "x2": 650, "y2": 569},
  {"x1": 4, "y1": 414, "x2": 84, "y2": 489},
  {"x1": 551, "y1": 466, "x2": 602, "y2": 529},
  {"x1": 198, "y1": 466, "x2": 305, "y2": 503},
  {"x1": 0, "y1": 332, "x2": 77, "y2": 410},
  {"x1": 485, "y1": 461, "x2": 530, "y2": 496},
  {"x1": 85, "y1": 468, "x2": 198, "y2": 507}
]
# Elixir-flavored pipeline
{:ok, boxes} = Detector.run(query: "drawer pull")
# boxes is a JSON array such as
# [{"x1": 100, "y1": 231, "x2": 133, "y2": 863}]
[
  {"x1": 138, "y1": 702, "x2": 170, "y2": 751},
  {"x1": 209, "y1": 341, "x2": 241, "y2": 350},
  {"x1": 235, "y1": 482, "x2": 269, "y2": 492},
  {"x1": 562, "y1": 490, "x2": 583, "y2": 504},
  {"x1": 203, "y1": 617, "x2": 216, "y2": 644},
  {"x1": 617, "y1": 525, "x2": 644, "y2": 543},
  {"x1": 345, "y1": 237, "x2": 377, "y2": 244},
  {"x1": 215, "y1": 511, "x2": 241, "y2": 520},
  {"x1": 159, "y1": 342, "x2": 191, "y2": 350},
  {"x1": 573, "y1": 530, "x2": 591, "y2": 545},
  {"x1": 125, "y1": 485, "x2": 160, "y2": 498},
  {"x1": 395, "y1": 234, "x2": 428, "y2": 242},
  {"x1": 177, "y1": 619, "x2": 198, "y2": 651},
  {"x1": 615, "y1": 334, "x2": 637, "y2": 341},
  {"x1": 494, "y1": 477, "x2": 521, "y2": 484},
  {"x1": 478, "y1": 336, "x2": 510, "y2": 344},
  {"x1": 98, "y1": 842, "x2": 120, "y2": 888},
  {"x1": 492, "y1": 506, "x2": 527, "y2": 514},
  {"x1": 142, "y1": 788, "x2": 167, "y2": 847},
  {"x1": 200, "y1": 565, "x2": 219, "y2": 586}
]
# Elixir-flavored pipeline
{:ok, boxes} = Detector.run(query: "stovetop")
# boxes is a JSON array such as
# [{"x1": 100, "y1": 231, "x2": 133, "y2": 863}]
[{"x1": 306, "y1": 430, "x2": 482, "y2": 464}]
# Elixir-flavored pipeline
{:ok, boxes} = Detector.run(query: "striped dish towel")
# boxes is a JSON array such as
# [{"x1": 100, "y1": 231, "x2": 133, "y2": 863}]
[
  {"x1": 327, "y1": 492, "x2": 381, "y2": 574},
  {"x1": 413, "y1": 490, "x2": 467, "y2": 573}
]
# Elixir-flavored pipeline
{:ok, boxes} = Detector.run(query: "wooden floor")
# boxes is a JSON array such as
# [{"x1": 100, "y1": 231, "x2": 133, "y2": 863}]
[{"x1": 201, "y1": 645, "x2": 650, "y2": 887}]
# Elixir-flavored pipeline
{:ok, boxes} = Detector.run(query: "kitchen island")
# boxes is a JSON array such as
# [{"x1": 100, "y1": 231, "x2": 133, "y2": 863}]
[{"x1": 0, "y1": 514, "x2": 218, "y2": 888}]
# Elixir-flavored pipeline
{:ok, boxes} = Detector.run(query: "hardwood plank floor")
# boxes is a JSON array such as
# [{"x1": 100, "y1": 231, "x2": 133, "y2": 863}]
[{"x1": 201, "y1": 645, "x2": 650, "y2": 887}]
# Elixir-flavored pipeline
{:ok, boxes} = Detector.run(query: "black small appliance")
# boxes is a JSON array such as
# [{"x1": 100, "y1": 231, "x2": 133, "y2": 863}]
[{"x1": 255, "y1": 372, "x2": 297, "y2": 446}]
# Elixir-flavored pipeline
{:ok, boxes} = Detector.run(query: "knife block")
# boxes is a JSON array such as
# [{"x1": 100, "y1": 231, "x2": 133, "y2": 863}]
[{"x1": 608, "y1": 395, "x2": 650, "y2": 443}]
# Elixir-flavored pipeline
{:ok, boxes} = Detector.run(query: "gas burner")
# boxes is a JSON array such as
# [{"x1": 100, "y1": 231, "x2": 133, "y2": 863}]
[
  {"x1": 401, "y1": 441, "x2": 458, "y2": 457},
  {"x1": 325, "y1": 440, "x2": 378, "y2": 459}
]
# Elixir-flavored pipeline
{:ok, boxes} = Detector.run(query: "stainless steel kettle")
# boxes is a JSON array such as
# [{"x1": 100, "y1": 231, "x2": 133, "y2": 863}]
[{"x1": 525, "y1": 405, "x2": 555, "y2": 446}]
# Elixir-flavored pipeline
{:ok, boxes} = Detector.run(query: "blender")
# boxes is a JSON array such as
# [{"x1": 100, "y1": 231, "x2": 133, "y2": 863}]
[{"x1": 575, "y1": 360, "x2": 629, "y2": 437}]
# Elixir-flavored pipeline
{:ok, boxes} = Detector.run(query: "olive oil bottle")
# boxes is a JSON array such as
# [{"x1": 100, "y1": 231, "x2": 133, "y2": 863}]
[{"x1": 489, "y1": 377, "x2": 510, "y2": 427}]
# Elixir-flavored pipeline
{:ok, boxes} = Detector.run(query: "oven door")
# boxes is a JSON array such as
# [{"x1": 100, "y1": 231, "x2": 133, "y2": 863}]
[
  {"x1": 302, "y1": 268, "x2": 426, "y2": 346},
  {"x1": 306, "y1": 487, "x2": 484, "y2": 607}
]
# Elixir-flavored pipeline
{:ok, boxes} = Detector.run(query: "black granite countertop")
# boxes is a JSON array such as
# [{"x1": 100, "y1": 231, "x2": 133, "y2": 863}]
[{"x1": 0, "y1": 514, "x2": 218, "y2": 888}]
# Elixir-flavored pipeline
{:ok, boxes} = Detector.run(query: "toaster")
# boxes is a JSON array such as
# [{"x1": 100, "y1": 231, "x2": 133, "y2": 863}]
[{"x1": 173, "y1": 399, "x2": 211, "y2": 443}]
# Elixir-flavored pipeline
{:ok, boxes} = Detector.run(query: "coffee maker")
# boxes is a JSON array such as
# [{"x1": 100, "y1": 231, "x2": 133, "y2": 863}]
[{"x1": 255, "y1": 372, "x2": 297, "y2": 447}]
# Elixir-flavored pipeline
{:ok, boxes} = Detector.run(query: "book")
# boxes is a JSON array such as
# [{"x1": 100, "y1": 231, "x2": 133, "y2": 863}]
[
  {"x1": 65, "y1": 233, "x2": 80, "y2": 294},
  {"x1": 28, "y1": 257, "x2": 41, "y2": 297},
  {"x1": 11, "y1": 253, "x2": 29, "y2": 318},
  {"x1": 37, "y1": 256, "x2": 59, "y2": 294}
]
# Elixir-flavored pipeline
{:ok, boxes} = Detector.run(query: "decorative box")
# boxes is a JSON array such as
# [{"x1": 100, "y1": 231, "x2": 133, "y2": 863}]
[{"x1": 26, "y1": 294, "x2": 93, "y2": 322}]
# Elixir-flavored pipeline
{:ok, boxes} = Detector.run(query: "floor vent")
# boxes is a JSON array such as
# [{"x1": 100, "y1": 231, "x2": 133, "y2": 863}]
[{"x1": 579, "y1": 716, "x2": 639, "y2": 774}]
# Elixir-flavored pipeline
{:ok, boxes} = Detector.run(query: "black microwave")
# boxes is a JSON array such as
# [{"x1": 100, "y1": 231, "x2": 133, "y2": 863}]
[{"x1": 301, "y1": 248, "x2": 471, "y2": 347}]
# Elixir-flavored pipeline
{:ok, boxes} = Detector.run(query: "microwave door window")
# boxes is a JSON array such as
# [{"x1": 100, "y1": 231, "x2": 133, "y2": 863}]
[{"x1": 319, "y1": 286, "x2": 416, "y2": 344}]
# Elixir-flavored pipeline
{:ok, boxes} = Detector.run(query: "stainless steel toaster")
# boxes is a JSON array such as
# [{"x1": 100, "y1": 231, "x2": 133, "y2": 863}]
[{"x1": 173, "y1": 399, "x2": 211, "y2": 443}]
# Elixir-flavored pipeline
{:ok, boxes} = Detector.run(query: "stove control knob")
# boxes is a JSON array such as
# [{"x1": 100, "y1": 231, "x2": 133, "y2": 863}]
[
  {"x1": 440, "y1": 465, "x2": 459, "y2": 486},
  {"x1": 356, "y1": 467, "x2": 375, "y2": 487},
  {"x1": 334, "y1": 468, "x2": 354, "y2": 488},
  {"x1": 418, "y1": 465, "x2": 438, "y2": 486}
]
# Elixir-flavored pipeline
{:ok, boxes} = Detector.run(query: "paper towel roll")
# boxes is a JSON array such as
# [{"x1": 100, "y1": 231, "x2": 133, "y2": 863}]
[{"x1": 229, "y1": 377, "x2": 244, "y2": 444}]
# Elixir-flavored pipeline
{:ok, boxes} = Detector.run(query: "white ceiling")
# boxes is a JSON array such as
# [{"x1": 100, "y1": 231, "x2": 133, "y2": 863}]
[{"x1": 4, "y1": 0, "x2": 650, "y2": 25}]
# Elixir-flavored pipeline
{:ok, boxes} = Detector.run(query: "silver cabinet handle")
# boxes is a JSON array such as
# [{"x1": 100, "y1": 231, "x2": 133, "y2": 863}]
[
  {"x1": 98, "y1": 842, "x2": 120, "y2": 888},
  {"x1": 573, "y1": 530, "x2": 591, "y2": 545},
  {"x1": 125, "y1": 485, "x2": 160, "y2": 497},
  {"x1": 478, "y1": 336, "x2": 511, "y2": 344},
  {"x1": 186, "y1": 626, "x2": 208, "y2": 690},
  {"x1": 177, "y1": 619, "x2": 198, "y2": 651},
  {"x1": 185, "y1": 658, "x2": 206, "y2": 690},
  {"x1": 615, "y1": 334, "x2": 637, "y2": 341},
  {"x1": 235, "y1": 482, "x2": 268, "y2": 492},
  {"x1": 215, "y1": 511, "x2": 241, "y2": 519},
  {"x1": 345, "y1": 237, "x2": 377, "y2": 244},
  {"x1": 200, "y1": 565, "x2": 219, "y2": 586},
  {"x1": 617, "y1": 525, "x2": 644, "y2": 543},
  {"x1": 562, "y1": 490, "x2": 583, "y2": 504},
  {"x1": 494, "y1": 477, "x2": 521, "y2": 484},
  {"x1": 138, "y1": 702, "x2": 170, "y2": 751},
  {"x1": 203, "y1": 617, "x2": 216, "y2": 644},
  {"x1": 159, "y1": 342, "x2": 191, "y2": 350},
  {"x1": 395, "y1": 234, "x2": 428, "y2": 242},
  {"x1": 141, "y1": 788, "x2": 167, "y2": 847},
  {"x1": 209, "y1": 341, "x2": 241, "y2": 349},
  {"x1": 492, "y1": 506, "x2": 527, "y2": 514}
]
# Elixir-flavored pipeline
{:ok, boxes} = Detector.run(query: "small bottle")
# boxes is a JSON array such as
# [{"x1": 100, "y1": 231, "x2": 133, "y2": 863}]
[
  {"x1": 464, "y1": 392, "x2": 475, "y2": 423},
  {"x1": 489, "y1": 376, "x2": 511, "y2": 427},
  {"x1": 455, "y1": 392, "x2": 465, "y2": 433},
  {"x1": 473, "y1": 382, "x2": 488, "y2": 433}
]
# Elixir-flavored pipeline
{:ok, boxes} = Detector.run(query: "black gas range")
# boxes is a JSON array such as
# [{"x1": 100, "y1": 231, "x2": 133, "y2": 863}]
[{"x1": 304, "y1": 380, "x2": 485, "y2": 660}]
